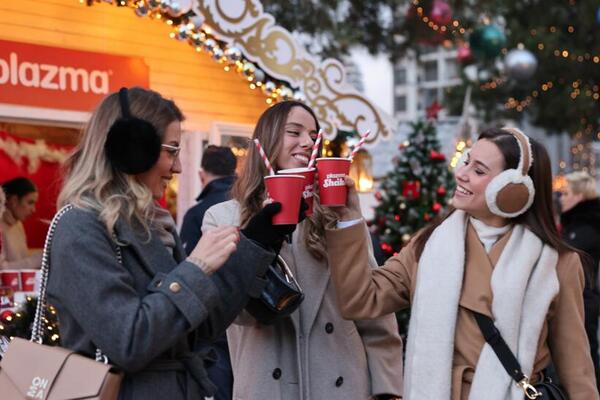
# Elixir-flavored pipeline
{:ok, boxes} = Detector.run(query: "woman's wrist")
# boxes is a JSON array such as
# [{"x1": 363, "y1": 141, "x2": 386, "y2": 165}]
[{"x1": 186, "y1": 256, "x2": 212, "y2": 275}]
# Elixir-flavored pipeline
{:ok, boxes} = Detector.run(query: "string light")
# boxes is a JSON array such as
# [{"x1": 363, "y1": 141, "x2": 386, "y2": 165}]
[
  {"x1": 412, "y1": 0, "x2": 468, "y2": 38},
  {"x1": 81, "y1": 0, "x2": 301, "y2": 105}
]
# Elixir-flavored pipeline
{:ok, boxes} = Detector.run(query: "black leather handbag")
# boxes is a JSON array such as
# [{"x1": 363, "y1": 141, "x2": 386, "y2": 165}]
[
  {"x1": 473, "y1": 312, "x2": 568, "y2": 400},
  {"x1": 245, "y1": 255, "x2": 304, "y2": 325}
]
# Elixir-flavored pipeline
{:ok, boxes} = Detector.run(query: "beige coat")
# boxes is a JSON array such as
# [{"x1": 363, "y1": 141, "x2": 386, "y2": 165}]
[
  {"x1": 326, "y1": 220, "x2": 599, "y2": 400},
  {"x1": 203, "y1": 200, "x2": 404, "y2": 400}
]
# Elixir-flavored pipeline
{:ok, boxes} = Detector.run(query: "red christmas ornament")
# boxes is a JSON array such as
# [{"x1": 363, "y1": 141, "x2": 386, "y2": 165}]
[
  {"x1": 1, "y1": 309, "x2": 15, "y2": 322},
  {"x1": 429, "y1": 150, "x2": 446, "y2": 161},
  {"x1": 432, "y1": 202, "x2": 442, "y2": 213},
  {"x1": 423, "y1": 212, "x2": 432, "y2": 221},
  {"x1": 430, "y1": 0, "x2": 453, "y2": 26},
  {"x1": 457, "y1": 43, "x2": 473, "y2": 63},
  {"x1": 402, "y1": 180, "x2": 421, "y2": 200},
  {"x1": 394, "y1": 214, "x2": 401, "y2": 222},
  {"x1": 381, "y1": 243, "x2": 393, "y2": 253},
  {"x1": 436, "y1": 186, "x2": 447, "y2": 196},
  {"x1": 375, "y1": 191, "x2": 382, "y2": 201}
]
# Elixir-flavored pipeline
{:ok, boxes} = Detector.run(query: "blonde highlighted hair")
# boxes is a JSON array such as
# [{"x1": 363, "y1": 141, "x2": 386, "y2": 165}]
[
  {"x1": 566, "y1": 171, "x2": 599, "y2": 200},
  {"x1": 58, "y1": 87, "x2": 184, "y2": 238},
  {"x1": 231, "y1": 101, "x2": 337, "y2": 260}
]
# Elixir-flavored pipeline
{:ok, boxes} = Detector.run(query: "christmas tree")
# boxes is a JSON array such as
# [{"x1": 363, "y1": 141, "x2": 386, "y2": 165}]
[{"x1": 372, "y1": 114, "x2": 454, "y2": 257}]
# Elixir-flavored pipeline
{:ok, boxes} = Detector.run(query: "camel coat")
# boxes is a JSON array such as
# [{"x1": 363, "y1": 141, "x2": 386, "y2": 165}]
[
  {"x1": 203, "y1": 200, "x2": 404, "y2": 400},
  {"x1": 326, "y1": 220, "x2": 599, "y2": 400}
]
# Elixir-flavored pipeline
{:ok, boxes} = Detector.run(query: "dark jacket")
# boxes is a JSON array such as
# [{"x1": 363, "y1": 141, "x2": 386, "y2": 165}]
[
  {"x1": 560, "y1": 197, "x2": 600, "y2": 388},
  {"x1": 181, "y1": 176, "x2": 235, "y2": 256},
  {"x1": 47, "y1": 207, "x2": 273, "y2": 400}
]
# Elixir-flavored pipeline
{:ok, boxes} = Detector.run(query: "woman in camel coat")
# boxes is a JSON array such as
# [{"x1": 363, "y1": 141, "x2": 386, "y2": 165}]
[{"x1": 326, "y1": 127, "x2": 598, "y2": 400}]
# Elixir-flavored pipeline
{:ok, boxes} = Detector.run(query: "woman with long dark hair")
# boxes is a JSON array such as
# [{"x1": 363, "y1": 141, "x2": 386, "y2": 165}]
[
  {"x1": 203, "y1": 101, "x2": 404, "y2": 400},
  {"x1": 326, "y1": 127, "x2": 598, "y2": 399}
]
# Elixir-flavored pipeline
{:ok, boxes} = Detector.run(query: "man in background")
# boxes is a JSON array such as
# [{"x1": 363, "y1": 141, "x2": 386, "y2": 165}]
[{"x1": 180, "y1": 145, "x2": 237, "y2": 400}]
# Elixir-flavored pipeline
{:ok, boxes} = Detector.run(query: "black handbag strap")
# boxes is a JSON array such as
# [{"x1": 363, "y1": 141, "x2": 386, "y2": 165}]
[{"x1": 472, "y1": 311, "x2": 526, "y2": 383}]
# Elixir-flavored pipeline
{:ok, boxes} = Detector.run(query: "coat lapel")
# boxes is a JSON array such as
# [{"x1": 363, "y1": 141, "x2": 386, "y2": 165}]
[
  {"x1": 114, "y1": 218, "x2": 176, "y2": 277},
  {"x1": 290, "y1": 224, "x2": 331, "y2": 335}
]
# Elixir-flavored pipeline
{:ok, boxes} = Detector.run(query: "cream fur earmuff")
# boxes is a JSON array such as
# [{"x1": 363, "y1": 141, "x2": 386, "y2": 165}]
[{"x1": 484, "y1": 127, "x2": 535, "y2": 218}]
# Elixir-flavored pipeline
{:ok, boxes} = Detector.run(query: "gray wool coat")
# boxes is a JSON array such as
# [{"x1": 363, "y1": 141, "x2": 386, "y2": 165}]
[
  {"x1": 203, "y1": 200, "x2": 404, "y2": 400},
  {"x1": 46, "y1": 207, "x2": 274, "y2": 400}
]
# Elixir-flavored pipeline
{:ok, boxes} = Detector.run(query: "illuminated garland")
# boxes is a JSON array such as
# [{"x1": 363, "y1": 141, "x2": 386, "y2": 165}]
[{"x1": 81, "y1": 0, "x2": 304, "y2": 105}]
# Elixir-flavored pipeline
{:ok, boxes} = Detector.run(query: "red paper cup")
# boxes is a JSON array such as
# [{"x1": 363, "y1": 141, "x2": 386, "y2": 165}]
[
  {"x1": 264, "y1": 174, "x2": 305, "y2": 225},
  {"x1": 0, "y1": 270, "x2": 21, "y2": 292},
  {"x1": 316, "y1": 158, "x2": 351, "y2": 206},
  {"x1": 278, "y1": 168, "x2": 316, "y2": 216},
  {"x1": 20, "y1": 269, "x2": 38, "y2": 292}
]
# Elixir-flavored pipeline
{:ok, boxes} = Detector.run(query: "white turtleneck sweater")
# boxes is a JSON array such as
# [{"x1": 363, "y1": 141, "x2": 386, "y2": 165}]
[{"x1": 469, "y1": 217, "x2": 511, "y2": 253}]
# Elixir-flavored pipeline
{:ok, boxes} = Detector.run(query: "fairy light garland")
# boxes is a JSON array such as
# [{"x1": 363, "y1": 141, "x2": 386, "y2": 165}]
[
  {"x1": 412, "y1": 0, "x2": 468, "y2": 38},
  {"x1": 81, "y1": 0, "x2": 304, "y2": 105}
]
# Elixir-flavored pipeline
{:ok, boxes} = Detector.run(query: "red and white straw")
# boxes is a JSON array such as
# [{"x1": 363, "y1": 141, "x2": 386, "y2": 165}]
[
  {"x1": 307, "y1": 129, "x2": 323, "y2": 169},
  {"x1": 349, "y1": 130, "x2": 370, "y2": 161},
  {"x1": 253, "y1": 138, "x2": 275, "y2": 176}
]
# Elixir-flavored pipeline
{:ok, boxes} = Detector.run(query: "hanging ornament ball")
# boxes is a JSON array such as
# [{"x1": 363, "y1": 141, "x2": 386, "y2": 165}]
[
  {"x1": 224, "y1": 46, "x2": 243, "y2": 64},
  {"x1": 1, "y1": 309, "x2": 15, "y2": 322},
  {"x1": 161, "y1": 0, "x2": 193, "y2": 17},
  {"x1": 262, "y1": 81, "x2": 277, "y2": 97},
  {"x1": 293, "y1": 90, "x2": 306, "y2": 102},
  {"x1": 399, "y1": 203, "x2": 407, "y2": 210},
  {"x1": 430, "y1": 0, "x2": 453, "y2": 26},
  {"x1": 203, "y1": 38, "x2": 217, "y2": 52},
  {"x1": 253, "y1": 68, "x2": 266, "y2": 83},
  {"x1": 436, "y1": 186, "x2": 447, "y2": 196},
  {"x1": 280, "y1": 86, "x2": 294, "y2": 100},
  {"x1": 504, "y1": 48, "x2": 538, "y2": 81},
  {"x1": 401, "y1": 233, "x2": 411, "y2": 243},
  {"x1": 432, "y1": 202, "x2": 442, "y2": 213},
  {"x1": 211, "y1": 46, "x2": 224, "y2": 62},
  {"x1": 456, "y1": 44, "x2": 472, "y2": 63},
  {"x1": 394, "y1": 214, "x2": 401, "y2": 222},
  {"x1": 147, "y1": 0, "x2": 161, "y2": 9},
  {"x1": 175, "y1": 24, "x2": 189, "y2": 41},
  {"x1": 469, "y1": 25, "x2": 506, "y2": 60},
  {"x1": 242, "y1": 61, "x2": 256, "y2": 78},
  {"x1": 135, "y1": 4, "x2": 149, "y2": 17}
]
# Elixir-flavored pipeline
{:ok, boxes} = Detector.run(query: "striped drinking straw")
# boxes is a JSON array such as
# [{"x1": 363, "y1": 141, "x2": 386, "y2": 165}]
[
  {"x1": 307, "y1": 129, "x2": 323, "y2": 170},
  {"x1": 349, "y1": 130, "x2": 370, "y2": 162},
  {"x1": 253, "y1": 138, "x2": 275, "y2": 176}
]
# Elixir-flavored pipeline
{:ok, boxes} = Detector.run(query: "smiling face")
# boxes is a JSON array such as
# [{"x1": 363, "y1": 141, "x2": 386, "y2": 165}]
[
  {"x1": 136, "y1": 121, "x2": 182, "y2": 200},
  {"x1": 274, "y1": 106, "x2": 318, "y2": 170},
  {"x1": 453, "y1": 139, "x2": 508, "y2": 225}
]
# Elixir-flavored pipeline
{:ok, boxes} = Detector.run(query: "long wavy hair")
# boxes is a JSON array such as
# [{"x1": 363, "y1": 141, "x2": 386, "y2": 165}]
[
  {"x1": 231, "y1": 101, "x2": 337, "y2": 260},
  {"x1": 58, "y1": 87, "x2": 184, "y2": 238},
  {"x1": 414, "y1": 128, "x2": 574, "y2": 260}
]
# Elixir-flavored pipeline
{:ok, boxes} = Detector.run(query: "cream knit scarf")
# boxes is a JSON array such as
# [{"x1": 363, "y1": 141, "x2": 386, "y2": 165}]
[{"x1": 403, "y1": 210, "x2": 559, "y2": 400}]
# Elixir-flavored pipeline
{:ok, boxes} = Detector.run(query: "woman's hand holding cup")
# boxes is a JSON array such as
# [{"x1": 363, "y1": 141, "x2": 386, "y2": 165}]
[
  {"x1": 331, "y1": 176, "x2": 363, "y2": 222},
  {"x1": 188, "y1": 225, "x2": 239, "y2": 275}
]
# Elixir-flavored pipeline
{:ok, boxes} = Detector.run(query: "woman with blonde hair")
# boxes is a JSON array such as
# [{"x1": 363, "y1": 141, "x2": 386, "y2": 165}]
[
  {"x1": 326, "y1": 127, "x2": 598, "y2": 399},
  {"x1": 202, "y1": 100, "x2": 404, "y2": 400},
  {"x1": 560, "y1": 170, "x2": 600, "y2": 389},
  {"x1": 47, "y1": 87, "x2": 288, "y2": 399}
]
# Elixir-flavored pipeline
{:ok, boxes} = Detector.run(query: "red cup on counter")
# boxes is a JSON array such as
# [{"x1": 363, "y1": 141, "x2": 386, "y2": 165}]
[
  {"x1": 278, "y1": 168, "x2": 316, "y2": 216},
  {"x1": 316, "y1": 158, "x2": 351, "y2": 206},
  {"x1": 0, "y1": 270, "x2": 21, "y2": 292},
  {"x1": 20, "y1": 269, "x2": 39, "y2": 292},
  {"x1": 264, "y1": 174, "x2": 305, "y2": 225}
]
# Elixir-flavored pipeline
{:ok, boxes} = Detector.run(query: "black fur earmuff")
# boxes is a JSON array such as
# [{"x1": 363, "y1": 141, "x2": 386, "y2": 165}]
[{"x1": 105, "y1": 87, "x2": 162, "y2": 174}]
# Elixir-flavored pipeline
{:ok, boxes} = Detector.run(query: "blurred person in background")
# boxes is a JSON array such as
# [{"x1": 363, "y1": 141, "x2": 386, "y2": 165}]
[
  {"x1": 180, "y1": 145, "x2": 238, "y2": 400},
  {"x1": 560, "y1": 170, "x2": 600, "y2": 389},
  {"x1": 0, "y1": 177, "x2": 42, "y2": 269}
]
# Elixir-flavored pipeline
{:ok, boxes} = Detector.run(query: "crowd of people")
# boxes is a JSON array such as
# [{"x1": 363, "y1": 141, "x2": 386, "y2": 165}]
[{"x1": 1, "y1": 86, "x2": 599, "y2": 399}]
